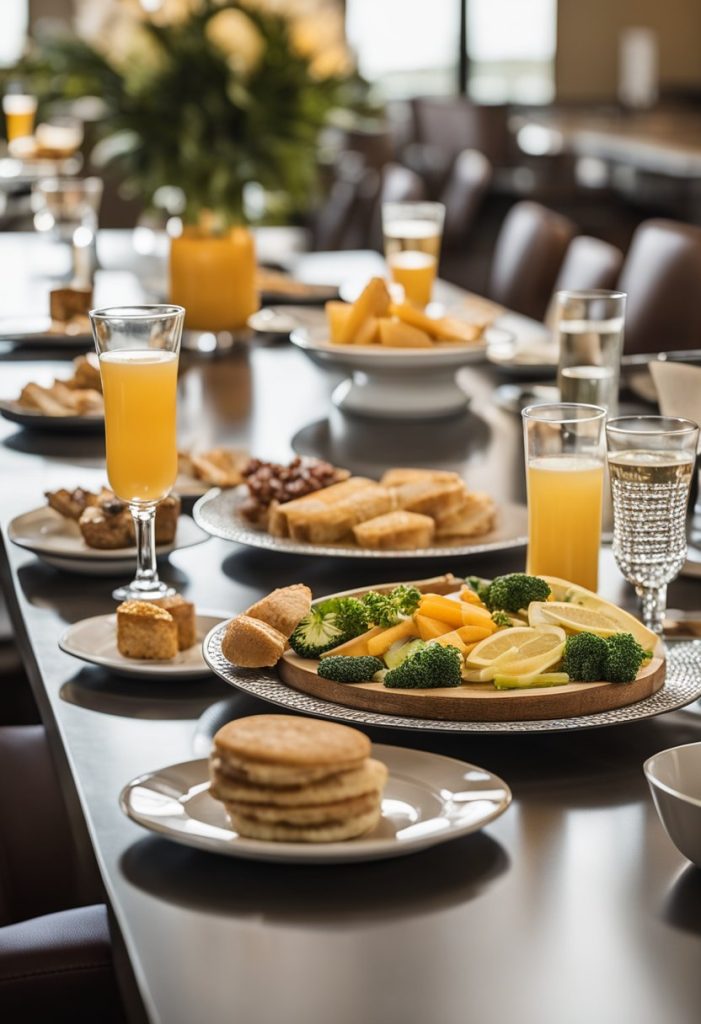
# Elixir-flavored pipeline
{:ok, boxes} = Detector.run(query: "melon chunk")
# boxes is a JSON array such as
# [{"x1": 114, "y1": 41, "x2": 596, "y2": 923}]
[
  {"x1": 378, "y1": 318, "x2": 432, "y2": 348},
  {"x1": 367, "y1": 618, "x2": 417, "y2": 657},
  {"x1": 326, "y1": 301, "x2": 352, "y2": 344},
  {"x1": 414, "y1": 613, "x2": 453, "y2": 641},
  {"x1": 319, "y1": 625, "x2": 384, "y2": 659}
]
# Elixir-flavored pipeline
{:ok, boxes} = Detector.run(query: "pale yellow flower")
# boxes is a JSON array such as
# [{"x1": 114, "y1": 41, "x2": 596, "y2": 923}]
[{"x1": 205, "y1": 8, "x2": 265, "y2": 76}]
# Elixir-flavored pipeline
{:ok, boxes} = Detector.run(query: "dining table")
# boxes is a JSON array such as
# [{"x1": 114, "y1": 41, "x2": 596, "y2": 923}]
[{"x1": 1, "y1": 230, "x2": 700, "y2": 1024}]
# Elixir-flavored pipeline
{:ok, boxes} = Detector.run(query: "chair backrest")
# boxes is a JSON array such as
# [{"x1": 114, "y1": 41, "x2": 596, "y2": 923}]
[
  {"x1": 410, "y1": 96, "x2": 510, "y2": 166},
  {"x1": 618, "y1": 219, "x2": 701, "y2": 354},
  {"x1": 369, "y1": 163, "x2": 426, "y2": 250},
  {"x1": 649, "y1": 360, "x2": 701, "y2": 421},
  {"x1": 488, "y1": 201, "x2": 576, "y2": 320},
  {"x1": 440, "y1": 149, "x2": 492, "y2": 247},
  {"x1": 554, "y1": 236, "x2": 624, "y2": 293}
]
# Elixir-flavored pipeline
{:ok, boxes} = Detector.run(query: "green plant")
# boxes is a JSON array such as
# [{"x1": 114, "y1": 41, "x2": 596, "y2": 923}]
[{"x1": 12, "y1": 1, "x2": 366, "y2": 224}]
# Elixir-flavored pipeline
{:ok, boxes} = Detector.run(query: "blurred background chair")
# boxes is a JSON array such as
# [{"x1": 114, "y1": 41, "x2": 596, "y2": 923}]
[
  {"x1": 440, "y1": 149, "x2": 492, "y2": 248},
  {"x1": 553, "y1": 235, "x2": 624, "y2": 293},
  {"x1": 369, "y1": 162, "x2": 426, "y2": 250},
  {"x1": 618, "y1": 219, "x2": 701, "y2": 354},
  {"x1": 488, "y1": 201, "x2": 576, "y2": 320},
  {"x1": 0, "y1": 726, "x2": 124, "y2": 1022}
]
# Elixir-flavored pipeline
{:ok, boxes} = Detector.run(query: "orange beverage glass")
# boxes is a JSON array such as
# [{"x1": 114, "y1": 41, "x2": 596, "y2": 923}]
[
  {"x1": 3, "y1": 93, "x2": 37, "y2": 142},
  {"x1": 382, "y1": 201, "x2": 445, "y2": 307},
  {"x1": 90, "y1": 305, "x2": 184, "y2": 601},
  {"x1": 522, "y1": 403, "x2": 606, "y2": 591}
]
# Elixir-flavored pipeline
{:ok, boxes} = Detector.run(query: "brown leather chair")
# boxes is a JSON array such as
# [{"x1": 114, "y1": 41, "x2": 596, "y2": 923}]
[
  {"x1": 617, "y1": 219, "x2": 701, "y2": 354},
  {"x1": 488, "y1": 201, "x2": 576, "y2": 320},
  {"x1": 369, "y1": 162, "x2": 426, "y2": 250},
  {"x1": 553, "y1": 235, "x2": 624, "y2": 293},
  {"x1": 440, "y1": 149, "x2": 492, "y2": 248},
  {"x1": 0, "y1": 727, "x2": 125, "y2": 1021}
]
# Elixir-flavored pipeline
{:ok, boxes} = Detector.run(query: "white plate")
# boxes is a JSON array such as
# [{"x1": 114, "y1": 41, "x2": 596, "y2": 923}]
[
  {"x1": 203, "y1": 627, "x2": 701, "y2": 735},
  {"x1": 0, "y1": 315, "x2": 92, "y2": 350},
  {"x1": 8, "y1": 508, "x2": 209, "y2": 574},
  {"x1": 119, "y1": 744, "x2": 512, "y2": 864},
  {"x1": 193, "y1": 485, "x2": 528, "y2": 560},
  {"x1": 0, "y1": 399, "x2": 104, "y2": 433},
  {"x1": 59, "y1": 612, "x2": 228, "y2": 679}
]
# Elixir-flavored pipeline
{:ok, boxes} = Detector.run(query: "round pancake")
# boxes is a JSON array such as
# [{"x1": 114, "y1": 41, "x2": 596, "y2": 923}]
[
  {"x1": 214, "y1": 754, "x2": 366, "y2": 787},
  {"x1": 213, "y1": 715, "x2": 371, "y2": 768},
  {"x1": 210, "y1": 757, "x2": 387, "y2": 806},
  {"x1": 223, "y1": 790, "x2": 379, "y2": 826},
  {"x1": 228, "y1": 805, "x2": 382, "y2": 843}
]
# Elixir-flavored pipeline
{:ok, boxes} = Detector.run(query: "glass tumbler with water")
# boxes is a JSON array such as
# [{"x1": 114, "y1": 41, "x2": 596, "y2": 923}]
[
  {"x1": 606, "y1": 416, "x2": 699, "y2": 633},
  {"x1": 555, "y1": 290, "x2": 626, "y2": 414}
]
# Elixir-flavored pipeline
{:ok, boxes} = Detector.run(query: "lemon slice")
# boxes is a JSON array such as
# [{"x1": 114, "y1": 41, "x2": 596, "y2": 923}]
[
  {"x1": 529, "y1": 601, "x2": 637, "y2": 641},
  {"x1": 534, "y1": 577, "x2": 657, "y2": 650},
  {"x1": 467, "y1": 626, "x2": 565, "y2": 667}
]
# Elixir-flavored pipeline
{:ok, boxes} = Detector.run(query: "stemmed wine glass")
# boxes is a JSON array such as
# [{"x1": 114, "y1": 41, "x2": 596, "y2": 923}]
[
  {"x1": 606, "y1": 415, "x2": 699, "y2": 633},
  {"x1": 90, "y1": 304, "x2": 184, "y2": 601}
]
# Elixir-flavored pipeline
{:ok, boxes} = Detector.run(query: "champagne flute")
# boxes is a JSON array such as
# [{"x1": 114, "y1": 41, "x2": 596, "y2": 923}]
[
  {"x1": 606, "y1": 415, "x2": 699, "y2": 633},
  {"x1": 90, "y1": 305, "x2": 184, "y2": 601}
]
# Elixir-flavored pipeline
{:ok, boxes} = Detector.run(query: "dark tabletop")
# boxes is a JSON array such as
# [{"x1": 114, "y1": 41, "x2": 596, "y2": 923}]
[{"x1": 1, "y1": 232, "x2": 700, "y2": 1024}]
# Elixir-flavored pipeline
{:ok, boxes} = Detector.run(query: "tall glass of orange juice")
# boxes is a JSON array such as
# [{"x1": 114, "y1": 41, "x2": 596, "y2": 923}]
[
  {"x1": 90, "y1": 305, "x2": 185, "y2": 601},
  {"x1": 382, "y1": 202, "x2": 445, "y2": 307},
  {"x1": 3, "y1": 93, "x2": 37, "y2": 143},
  {"x1": 522, "y1": 403, "x2": 606, "y2": 590}
]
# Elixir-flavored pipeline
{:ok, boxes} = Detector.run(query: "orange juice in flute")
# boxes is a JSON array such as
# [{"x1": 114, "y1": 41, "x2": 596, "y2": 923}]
[{"x1": 91, "y1": 305, "x2": 184, "y2": 600}]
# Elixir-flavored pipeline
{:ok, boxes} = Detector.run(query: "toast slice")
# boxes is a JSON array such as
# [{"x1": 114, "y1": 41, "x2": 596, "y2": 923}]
[
  {"x1": 390, "y1": 478, "x2": 466, "y2": 518},
  {"x1": 268, "y1": 477, "x2": 373, "y2": 538},
  {"x1": 434, "y1": 492, "x2": 496, "y2": 538},
  {"x1": 353, "y1": 510, "x2": 435, "y2": 550},
  {"x1": 288, "y1": 485, "x2": 393, "y2": 544}
]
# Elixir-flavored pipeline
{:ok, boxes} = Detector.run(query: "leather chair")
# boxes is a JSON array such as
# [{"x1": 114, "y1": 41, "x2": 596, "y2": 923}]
[
  {"x1": 369, "y1": 162, "x2": 426, "y2": 251},
  {"x1": 0, "y1": 726, "x2": 125, "y2": 1021},
  {"x1": 488, "y1": 201, "x2": 576, "y2": 321},
  {"x1": 617, "y1": 219, "x2": 701, "y2": 354},
  {"x1": 553, "y1": 235, "x2": 624, "y2": 293},
  {"x1": 440, "y1": 149, "x2": 492, "y2": 247}
]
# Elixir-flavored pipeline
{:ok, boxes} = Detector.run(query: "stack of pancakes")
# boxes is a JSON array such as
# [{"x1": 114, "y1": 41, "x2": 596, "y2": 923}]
[{"x1": 209, "y1": 715, "x2": 387, "y2": 843}]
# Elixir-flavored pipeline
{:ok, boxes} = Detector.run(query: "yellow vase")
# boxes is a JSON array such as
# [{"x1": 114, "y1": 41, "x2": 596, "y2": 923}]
[{"x1": 169, "y1": 226, "x2": 259, "y2": 331}]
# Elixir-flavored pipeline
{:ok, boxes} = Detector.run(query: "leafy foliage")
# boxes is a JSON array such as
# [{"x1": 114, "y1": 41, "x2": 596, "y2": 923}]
[{"x1": 11, "y1": 1, "x2": 366, "y2": 223}]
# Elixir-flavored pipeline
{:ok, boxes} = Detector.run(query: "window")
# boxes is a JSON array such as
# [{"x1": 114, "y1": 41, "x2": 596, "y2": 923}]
[
  {"x1": 0, "y1": 0, "x2": 28, "y2": 68},
  {"x1": 467, "y1": 0, "x2": 557, "y2": 104},
  {"x1": 346, "y1": 0, "x2": 460, "y2": 99}
]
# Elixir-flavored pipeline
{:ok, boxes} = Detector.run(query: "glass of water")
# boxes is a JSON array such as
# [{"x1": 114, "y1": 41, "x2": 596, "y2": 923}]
[
  {"x1": 554, "y1": 290, "x2": 626, "y2": 414},
  {"x1": 606, "y1": 415, "x2": 699, "y2": 633}
]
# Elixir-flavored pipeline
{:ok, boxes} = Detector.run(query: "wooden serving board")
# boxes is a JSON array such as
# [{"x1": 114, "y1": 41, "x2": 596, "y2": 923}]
[{"x1": 277, "y1": 574, "x2": 666, "y2": 723}]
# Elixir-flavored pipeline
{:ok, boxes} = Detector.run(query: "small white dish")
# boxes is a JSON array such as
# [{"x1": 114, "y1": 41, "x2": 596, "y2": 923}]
[
  {"x1": 0, "y1": 399, "x2": 104, "y2": 433},
  {"x1": 59, "y1": 611, "x2": 228, "y2": 679},
  {"x1": 644, "y1": 741, "x2": 701, "y2": 867},
  {"x1": 8, "y1": 508, "x2": 209, "y2": 575},
  {"x1": 120, "y1": 744, "x2": 512, "y2": 864}
]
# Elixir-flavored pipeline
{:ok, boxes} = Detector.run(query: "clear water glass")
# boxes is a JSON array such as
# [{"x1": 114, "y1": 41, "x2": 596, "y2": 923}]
[
  {"x1": 90, "y1": 305, "x2": 184, "y2": 602},
  {"x1": 606, "y1": 415, "x2": 699, "y2": 633},
  {"x1": 554, "y1": 290, "x2": 626, "y2": 414}
]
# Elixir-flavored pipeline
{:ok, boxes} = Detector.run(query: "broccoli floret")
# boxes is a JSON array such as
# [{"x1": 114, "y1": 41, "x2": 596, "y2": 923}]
[
  {"x1": 485, "y1": 574, "x2": 551, "y2": 613},
  {"x1": 562, "y1": 632, "x2": 608, "y2": 681},
  {"x1": 604, "y1": 633, "x2": 651, "y2": 683},
  {"x1": 289, "y1": 597, "x2": 367, "y2": 659},
  {"x1": 466, "y1": 576, "x2": 491, "y2": 604},
  {"x1": 317, "y1": 656, "x2": 385, "y2": 683},
  {"x1": 333, "y1": 597, "x2": 369, "y2": 636},
  {"x1": 491, "y1": 610, "x2": 512, "y2": 629},
  {"x1": 362, "y1": 585, "x2": 422, "y2": 627},
  {"x1": 384, "y1": 643, "x2": 462, "y2": 689}
]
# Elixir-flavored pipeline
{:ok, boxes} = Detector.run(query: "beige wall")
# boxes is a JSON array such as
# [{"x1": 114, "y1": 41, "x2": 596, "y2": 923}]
[{"x1": 556, "y1": 0, "x2": 701, "y2": 101}]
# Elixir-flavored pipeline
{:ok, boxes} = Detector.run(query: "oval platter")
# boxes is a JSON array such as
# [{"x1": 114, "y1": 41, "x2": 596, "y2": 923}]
[{"x1": 204, "y1": 574, "x2": 671, "y2": 729}]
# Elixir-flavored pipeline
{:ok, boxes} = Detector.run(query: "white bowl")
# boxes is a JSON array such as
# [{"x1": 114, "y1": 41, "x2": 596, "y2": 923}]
[{"x1": 644, "y1": 741, "x2": 701, "y2": 867}]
